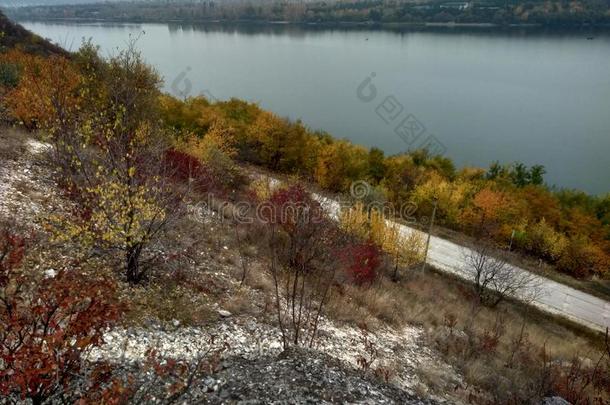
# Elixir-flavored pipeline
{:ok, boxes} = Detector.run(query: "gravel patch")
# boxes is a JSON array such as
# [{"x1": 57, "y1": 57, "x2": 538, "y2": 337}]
[
  {"x1": 91, "y1": 314, "x2": 454, "y2": 397},
  {"x1": 206, "y1": 348, "x2": 443, "y2": 404},
  {"x1": 0, "y1": 132, "x2": 59, "y2": 226}
]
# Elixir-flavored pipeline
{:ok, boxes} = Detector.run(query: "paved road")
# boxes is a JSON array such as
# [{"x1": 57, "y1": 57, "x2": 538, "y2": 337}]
[
  {"x1": 314, "y1": 194, "x2": 610, "y2": 333},
  {"x1": 424, "y1": 232, "x2": 610, "y2": 332}
]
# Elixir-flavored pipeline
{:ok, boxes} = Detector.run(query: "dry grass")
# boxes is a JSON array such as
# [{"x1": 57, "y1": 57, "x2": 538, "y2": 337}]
[
  {"x1": 244, "y1": 263, "x2": 275, "y2": 294},
  {"x1": 0, "y1": 126, "x2": 27, "y2": 161},
  {"x1": 323, "y1": 265, "x2": 606, "y2": 403},
  {"x1": 326, "y1": 278, "x2": 416, "y2": 329},
  {"x1": 121, "y1": 282, "x2": 218, "y2": 327},
  {"x1": 222, "y1": 287, "x2": 258, "y2": 316},
  {"x1": 201, "y1": 174, "x2": 608, "y2": 402}
]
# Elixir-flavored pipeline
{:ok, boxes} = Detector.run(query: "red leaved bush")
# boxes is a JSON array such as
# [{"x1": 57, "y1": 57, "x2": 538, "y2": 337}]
[
  {"x1": 82, "y1": 346, "x2": 226, "y2": 404},
  {"x1": 164, "y1": 148, "x2": 213, "y2": 193},
  {"x1": 0, "y1": 229, "x2": 123, "y2": 404},
  {"x1": 261, "y1": 184, "x2": 343, "y2": 348},
  {"x1": 0, "y1": 228, "x2": 24, "y2": 286},
  {"x1": 263, "y1": 184, "x2": 325, "y2": 233},
  {"x1": 339, "y1": 241, "x2": 381, "y2": 285},
  {"x1": 262, "y1": 184, "x2": 328, "y2": 270}
]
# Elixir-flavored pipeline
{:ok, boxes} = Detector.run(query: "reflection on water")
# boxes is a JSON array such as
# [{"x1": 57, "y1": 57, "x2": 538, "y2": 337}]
[{"x1": 23, "y1": 21, "x2": 610, "y2": 194}]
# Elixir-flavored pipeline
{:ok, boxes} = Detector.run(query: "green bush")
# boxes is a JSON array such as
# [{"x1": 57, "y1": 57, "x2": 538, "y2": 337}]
[{"x1": 0, "y1": 62, "x2": 19, "y2": 88}]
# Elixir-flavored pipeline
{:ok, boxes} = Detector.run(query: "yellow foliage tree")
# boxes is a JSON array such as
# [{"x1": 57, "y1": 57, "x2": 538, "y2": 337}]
[
  {"x1": 339, "y1": 202, "x2": 370, "y2": 240},
  {"x1": 47, "y1": 119, "x2": 174, "y2": 283},
  {"x1": 29, "y1": 44, "x2": 176, "y2": 284},
  {"x1": 181, "y1": 120, "x2": 237, "y2": 160},
  {"x1": 248, "y1": 110, "x2": 286, "y2": 166},
  {"x1": 411, "y1": 173, "x2": 475, "y2": 227},
  {"x1": 315, "y1": 140, "x2": 368, "y2": 192},
  {"x1": 177, "y1": 120, "x2": 243, "y2": 189},
  {"x1": 1, "y1": 49, "x2": 83, "y2": 138},
  {"x1": 369, "y1": 209, "x2": 424, "y2": 277},
  {"x1": 339, "y1": 203, "x2": 424, "y2": 278},
  {"x1": 50, "y1": 178, "x2": 167, "y2": 282},
  {"x1": 527, "y1": 218, "x2": 568, "y2": 261}
]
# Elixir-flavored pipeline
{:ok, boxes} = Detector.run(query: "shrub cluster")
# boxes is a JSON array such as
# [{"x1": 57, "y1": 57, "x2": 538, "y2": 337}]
[
  {"x1": 158, "y1": 95, "x2": 610, "y2": 278},
  {"x1": 1, "y1": 6, "x2": 608, "y2": 282},
  {"x1": 0, "y1": 226, "x2": 123, "y2": 404}
]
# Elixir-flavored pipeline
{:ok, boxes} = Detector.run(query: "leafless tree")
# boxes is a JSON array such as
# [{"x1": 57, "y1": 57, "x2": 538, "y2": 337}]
[
  {"x1": 462, "y1": 243, "x2": 539, "y2": 307},
  {"x1": 268, "y1": 222, "x2": 338, "y2": 350},
  {"x1": 263, "y1": 185, "x2": 342, "y2": 349}
]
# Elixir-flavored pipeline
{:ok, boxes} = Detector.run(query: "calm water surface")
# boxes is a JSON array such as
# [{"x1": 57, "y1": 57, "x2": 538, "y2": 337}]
[{"x1": 22, "y1": 22, "x2": 610, "y2": 194}]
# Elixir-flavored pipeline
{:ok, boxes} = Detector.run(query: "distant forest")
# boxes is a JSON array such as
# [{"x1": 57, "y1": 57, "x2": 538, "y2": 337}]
[
  {"x1": 0, "y1": 0, "x2": 126, "y2": 6},
  {"x1": 6, "y1": 0, "x2": 610, "y2": 27}
]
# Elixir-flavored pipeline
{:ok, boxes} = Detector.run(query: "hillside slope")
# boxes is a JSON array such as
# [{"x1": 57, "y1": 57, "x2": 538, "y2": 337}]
[
  {"x1": 0, "y1": 10, "x2": 67, "y2": 56},
  {"x1": 0, "y1": 14, "x2": 607, "y2": 403},
  {"x1": 0, "y1": 126, "x2": 455, "y2": 404}
]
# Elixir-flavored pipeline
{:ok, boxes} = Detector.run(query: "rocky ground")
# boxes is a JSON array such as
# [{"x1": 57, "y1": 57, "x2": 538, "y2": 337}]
[
  {"x1": 0, "y1": 128, "x2": 59, "y2": 227},
  {"x1": 0, "y1": 127, "x2": 466, "y2": 404},
  {"x1": 90, "y1": 346, "x2": 446, "y2": 404},
  {"x1": 205, "y1": 348, "x2": 441, "y2": 404},
  {"x1": 1, "y1": 127, "x2": 579, "y2": 405},
  {"x1": 90, "y1": 312, "x2": 460, "y2": 401}
]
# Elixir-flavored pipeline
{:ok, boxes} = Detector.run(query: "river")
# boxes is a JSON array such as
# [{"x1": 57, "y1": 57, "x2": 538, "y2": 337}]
[{"x1": 21, "y1": 21, "x2": 610, "y2": 194}]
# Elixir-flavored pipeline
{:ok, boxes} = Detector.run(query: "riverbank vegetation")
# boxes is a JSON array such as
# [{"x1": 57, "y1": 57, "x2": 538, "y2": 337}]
[
  {"x1": 2, "y1": 13, "x2": 610, "y2": 403},
  {"x1": 2, "y1": 19, "x2": 607, "y2": 280},
  {"x1": 157, "y1": 95, "x2": 610, "y2": 281},
  {"x1": 8, "y1": 0, "x2": 610, "y2": 27}
]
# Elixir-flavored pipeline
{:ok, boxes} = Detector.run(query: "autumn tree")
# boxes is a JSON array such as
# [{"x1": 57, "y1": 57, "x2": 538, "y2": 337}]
[
  {"x1": 177, "y1": 120, "x2": 244, "y2": 191},
  {"x1": 367, "y1": 147, "x2": 386, "y2": 183},
  {"x1": 380, "y1": 154, "x2": 426, "y2": 212},
  {"x1": 4, "y1": 43, "x2": 184, "y2": 284},
  {"x1": 340, "y1": 203, "x2": 424, "y2": 280},
  {"x1": 339, "y1": 202, "x2": 370, "y2": 240},
  {"x1": 526, "y1": 218, "x2": 568, "y2": 262},
  {"x1": 411, "y1": 173, "x2": 475, "y2": 227},
  {"x1": 339, "y1": 241, "x2": 381, "y2": 285},
  {"x1": 460, "y1": 187, "x2": 506, "y2": 237},
  {"x1": 56, "y1": 45, "x2": 179, "y2": 284},
  {"x1": 247, "y1": 111, "x2": 291, "y2": 170},
  {"x1": 459, "y1": 186, "x2": 527, "y2": 242},
  {"x1": 369, "y1": 208, "x2": 424, "y2": 279},
  {"x1": 315, "y1": 140, "x2": 368, "y2": 192},
  {"x1": 557, "y1": 236, "x2": 609, "y2": 278},
  {"x1": 0, "y1": 48, "x2": 83, "y2": 141}
]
